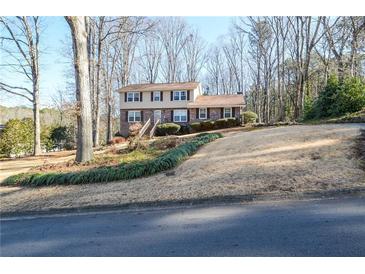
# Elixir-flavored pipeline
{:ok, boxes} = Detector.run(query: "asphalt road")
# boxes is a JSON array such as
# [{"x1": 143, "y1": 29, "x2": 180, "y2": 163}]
[{"x1": 1, "y1": 197, "x2": 365, "y2": 256}]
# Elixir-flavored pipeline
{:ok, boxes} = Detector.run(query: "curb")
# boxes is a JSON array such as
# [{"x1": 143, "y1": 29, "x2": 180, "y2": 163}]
[{"x1": 1, "y1": 187, "x2": 365, "y2": 219}]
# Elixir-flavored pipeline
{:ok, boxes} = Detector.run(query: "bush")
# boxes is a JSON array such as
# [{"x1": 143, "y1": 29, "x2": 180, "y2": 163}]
[
  {"x1": 305, "y1": 75, "x2": 365, "y2": 120},
  {"x1": 200, "y1": 120, "x2": 214, "y2": 131},
  {"x1": 108, "y1": 137, "x2": 127, "y2": 145},
  {"x1": 0, "y1": 118, "x2": 34, "y2": 157},
  {"x1": 190, "y1": 122, "x2": 201, "y2": 132},
  {"x1": 228, "y1": 118, "x2": 240, "y2": 127},
  {"x1": 2, "y1": 133, "x2": 223, "y2": 187},
  {"x1": 214, "y1": 119, "x2": 230, "y2": 129},
  {"x1": 156, "y1": 123, "x2": 181, "y2": 136},
  {"x1": 50, "y1": 125, "x2": 75, "y2": 150},
  {"x1": 242, "y1": 111, "x2": 258, "y2": 124},
  {"x1": 128, "y1": 123, "x2": 142, "y2": 136},
  {"x1": 177, "y1": 124, "x2": 192, "y2": 135}
]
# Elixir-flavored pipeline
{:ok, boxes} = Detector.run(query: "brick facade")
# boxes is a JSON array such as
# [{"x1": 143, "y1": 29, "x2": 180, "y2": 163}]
[{"x1": 120, "y1": 107, "x2": 241, "y2": 136}]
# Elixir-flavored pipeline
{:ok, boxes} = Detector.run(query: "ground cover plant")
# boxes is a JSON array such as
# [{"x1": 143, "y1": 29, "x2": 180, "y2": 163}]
[{"x1": 2, "y1": 133, "x2": 222, "y2": 187}]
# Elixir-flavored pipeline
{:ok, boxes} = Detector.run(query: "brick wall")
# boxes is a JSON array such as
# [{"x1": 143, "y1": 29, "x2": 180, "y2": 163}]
[{"x1": 120, "y1": 107, "x2": 242, "y2": 136}]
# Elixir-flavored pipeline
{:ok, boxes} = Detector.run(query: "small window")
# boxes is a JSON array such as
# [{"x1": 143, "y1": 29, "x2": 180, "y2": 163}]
[
  {"x1": 127, "y1": 92, "x2": 140, "y2": 102},
  {"x1": 173, "y1": 91, "x2": 186, "y2": 101},
  {"x1": 153, "y1": 91, "x2": 161, "y2": 102},
  {"x1": 224, "y1": 107, "x2": 232, "y2": 118},
  {"x1": 199, "y1": 108, "x2": 207, "y2": 120},
  {"x1": 128, "y1": 111, "x2": 141, "y2": 122},
  {"x1": 173, "y1": 109, "x2": 187, "y2": 122}
]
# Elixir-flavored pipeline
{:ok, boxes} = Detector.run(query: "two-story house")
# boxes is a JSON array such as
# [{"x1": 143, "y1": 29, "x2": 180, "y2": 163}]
[{"x1": 117, "y1": 82, "x2": 245, "y2": 136}]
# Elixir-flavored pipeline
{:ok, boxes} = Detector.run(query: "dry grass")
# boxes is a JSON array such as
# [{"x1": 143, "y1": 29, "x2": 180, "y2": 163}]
[{"x1": 1, "y1": 124, "x2": 364, "y2": 213}]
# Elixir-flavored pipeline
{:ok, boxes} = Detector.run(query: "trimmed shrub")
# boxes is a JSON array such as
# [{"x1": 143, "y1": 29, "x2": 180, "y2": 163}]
[
  {"x1": 242, "y1": 111, "x2": 258, "y2": 124},
  {"x1": 2, "y1": 133, "x2": 223, "y2": 187},
  {"x1": 177, "y1": 124, "x2": 192, "y2": 135},
  {"x1": 156, "y1": 123, "x2": 181, "y2": 136},
  {"x1": 214, "y1": 119, "x2": 229, "y2": 129},
  {"x1": 190, "y1": 122, "x2": 201, "y2": 132},
  {"x1": 227, "y1": 118, "x2": 240, "y2": 127},
  {"x1": 200, "y1": 120, "x2": 214, "y2": 131}
]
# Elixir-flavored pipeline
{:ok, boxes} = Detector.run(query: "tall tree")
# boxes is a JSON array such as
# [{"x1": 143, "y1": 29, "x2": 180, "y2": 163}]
[
  {"x1": 0, "y1": 16, "x2": 42, "y2": 155},
  {"x1": 65, "y1": 16, "x2": 93, "y2": 163}
]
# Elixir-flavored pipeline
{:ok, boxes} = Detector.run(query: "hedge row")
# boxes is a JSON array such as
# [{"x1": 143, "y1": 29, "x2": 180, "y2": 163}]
[
  {"x1": 191, "y1": 118, "x2": 240, "y2": 132},
  {"x1": 2, "y1": 133, "x2": 223, "y2": 187}
]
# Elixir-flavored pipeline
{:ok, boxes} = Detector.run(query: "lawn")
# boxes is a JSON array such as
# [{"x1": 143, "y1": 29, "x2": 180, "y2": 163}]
[{"x1": 2, "y1": 133, "x2": 222, "y2": 186}]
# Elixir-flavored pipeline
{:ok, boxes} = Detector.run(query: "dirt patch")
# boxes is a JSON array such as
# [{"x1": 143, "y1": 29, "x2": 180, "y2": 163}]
[{"x1": 1, "y1": 124, "x2": 364, "y2": 213}]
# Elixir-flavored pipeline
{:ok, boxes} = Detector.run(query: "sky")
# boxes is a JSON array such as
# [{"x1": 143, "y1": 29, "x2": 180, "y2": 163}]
[{"x1": 0, "y1": 16, "x2": 233, "y2": 108}]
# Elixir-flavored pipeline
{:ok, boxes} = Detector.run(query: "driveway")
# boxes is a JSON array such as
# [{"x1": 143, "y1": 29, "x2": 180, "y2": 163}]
[
  {"x1": 1, "y1": 197, "x2": 365, "y2": 256},
  {"x1": 1, "y1": 124, "x2": 364, "y2": 213}
]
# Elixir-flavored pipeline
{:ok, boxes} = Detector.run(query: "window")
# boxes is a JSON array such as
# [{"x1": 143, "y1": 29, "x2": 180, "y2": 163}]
[
  {"x1": 128, "y1": 111, "x2": 141, "y2": 122},
  {"x1": 224, "y1": 107, "x2": 232, "y2": 118},
  {"x1": 153, "y1": 91, "x2": 161, "y2": 101},
  {"x1": 199, "y1": 108, "x2": 207, "y2": 120},
  {"x1": 173, "y1": 109, "x2": 187, "y2": 122},
  {"x1": 173, "y1": 90, "x2": 186, "y2": 101},
  {"x1": 127, "y1": 92, "x2": 140, "y2": 102}
]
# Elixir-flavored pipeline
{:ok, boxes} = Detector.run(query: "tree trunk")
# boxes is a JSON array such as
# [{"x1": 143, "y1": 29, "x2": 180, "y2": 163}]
[
  {"x1": 33, "y1": 82, "x2": 41, "y2": 156},
  {"x1": 66, "y1": 16, "x2": 94, "y2": 163}
]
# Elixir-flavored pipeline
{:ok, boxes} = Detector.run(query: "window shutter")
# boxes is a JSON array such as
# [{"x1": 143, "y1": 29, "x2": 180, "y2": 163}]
[
  {"x1": 207, "y1": 108, "x2": 210, "y2": 119},
  {"x1": 126, "y1": 111, "x2": 128, "y2": 122},
  {"x1": 141, "y1": 111, "x2": 144, "y2": 122},
  {"x1": 221, "y1": 108, "x2": 224, "y2": 118},
  {"x1": 187, "y1": 109, "x2": 190, "y2": 122},
  {"x1": 151, "y1": 92, "x2": 153, "y2": 102},
  {"x1": 124, "y1": 92, "x2": 127, "y2": 102},
  {"x1": 170, "y1": 91, "x2": 173, "y2": 101},
  {"x1": 160, "y1": 91, "x2": 163, "y2": 101},
  {"x1": 171, "y1": 110, "x2": 174, "y2": 121},
  {"x1": 187, "y1": 90, "x2": 190, "y2": 101},
  {"x1": 196, "y1": 108, "x2": 199, "y2": 119},
  {"x1": 232, "y1": 107, "x2": 235, "y2": 117},
  {"x1": 140, "y1": 92, "x2": 143, "y2": 102}
]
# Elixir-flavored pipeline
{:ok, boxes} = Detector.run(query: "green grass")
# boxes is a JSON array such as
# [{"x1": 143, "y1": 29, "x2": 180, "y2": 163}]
[{"x1": 2, "y1": 133, "x2": 222, "y2": 187}]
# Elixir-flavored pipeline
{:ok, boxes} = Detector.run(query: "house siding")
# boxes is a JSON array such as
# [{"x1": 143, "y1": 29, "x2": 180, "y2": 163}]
[
  {"x1": 189, "y1": 107, "x2": 241, "y2": 123},
  {"x1": 119, "y1": 88, "x2": 201, "y2": 110}
]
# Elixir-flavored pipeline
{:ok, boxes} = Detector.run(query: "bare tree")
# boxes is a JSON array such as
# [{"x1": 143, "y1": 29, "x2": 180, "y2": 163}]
[
  {"x1": 182, "y1": 29, "x2": 206, "y2": 81},
  {"x1": 65, "y1": 16, "x2": 93, "y2": 163},
  {"x1": 0, "y1": 16, "x2": 42, "y2": 155},
  {"x1": 137, "y1": 32, "x2": 162, "y2": 83},
  {"x1": 158, "y1": 17, "x2": 188, "y2": 82}
]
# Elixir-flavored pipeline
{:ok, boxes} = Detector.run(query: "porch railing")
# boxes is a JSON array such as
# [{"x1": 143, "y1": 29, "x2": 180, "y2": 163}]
[
  {"x1": 149, "y1": 119, "x2": 160, "y2": 138},
  {"x1": 138, "y1": 118, "x2": 151, "y2": 138}
]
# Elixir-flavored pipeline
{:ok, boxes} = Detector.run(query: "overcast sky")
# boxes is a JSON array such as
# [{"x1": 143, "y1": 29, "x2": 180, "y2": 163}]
[{"x1": 0, "y1": 16, "x2": 233, "y2": 108}]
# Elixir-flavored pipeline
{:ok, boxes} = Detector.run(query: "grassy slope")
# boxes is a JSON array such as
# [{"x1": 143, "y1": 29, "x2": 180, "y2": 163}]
[{"x1": 2, "y1": 133, "x2": 222, "y2": 187}]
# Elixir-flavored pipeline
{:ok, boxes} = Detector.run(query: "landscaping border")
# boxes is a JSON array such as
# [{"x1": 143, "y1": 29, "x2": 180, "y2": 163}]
[{"x1": 2, "y1": 133, "x2": 222, "y2": 187}]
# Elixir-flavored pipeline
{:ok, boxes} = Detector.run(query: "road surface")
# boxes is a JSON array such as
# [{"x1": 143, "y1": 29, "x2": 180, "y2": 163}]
[{"x1": 1, "y1": 196, "x2": 364, "y2": 256}]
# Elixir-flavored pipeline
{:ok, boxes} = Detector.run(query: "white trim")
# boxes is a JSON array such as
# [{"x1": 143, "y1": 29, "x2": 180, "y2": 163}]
[
  {"x1": 153, "y1": 109, "x2": 162, "y2": 122},
  {"x1": 153, "y1": 91, "x2": 161, "y2": 101},
  {"x1": 224, "y1": 107, "x2": 232, "y2": 118},
  {"x1": 173, "y1": 90, "x2": 187, "y2": 101},
  {"x1": 128, "y1": 110, "x2": 141, "y2": 122},
  {"x1": 199, "y1": 108, "x2": 207, "y2": 120},
  {"x1": 127, "y1": 92, "x2": 140, "y2": 102},
  {"x1": 173, "y1": 109, "x2": 188, "y2": 122}
]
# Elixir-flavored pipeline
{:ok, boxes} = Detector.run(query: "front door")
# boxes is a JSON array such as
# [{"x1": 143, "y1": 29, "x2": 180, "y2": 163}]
[{"x1": 153, "y1": 110, "x2": 162, "y2": 123}]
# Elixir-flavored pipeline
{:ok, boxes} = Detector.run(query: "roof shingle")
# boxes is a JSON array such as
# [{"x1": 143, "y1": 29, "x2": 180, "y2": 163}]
[
  {"x1": 117, "y1": 82, "x2": 200, "y2": 92},
  {"x1": 188, "y1": 95, "x2": 244, "y2": 108}
]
